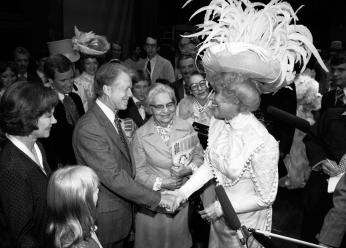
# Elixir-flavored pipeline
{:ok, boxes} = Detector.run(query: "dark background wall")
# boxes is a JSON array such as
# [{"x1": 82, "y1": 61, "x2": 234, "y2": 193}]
[{"x1": 0, "y1": 0, "x2": 345, "y2": 60}]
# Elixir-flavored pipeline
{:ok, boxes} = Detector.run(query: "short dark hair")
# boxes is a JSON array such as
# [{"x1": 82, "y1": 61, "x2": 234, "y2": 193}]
[
  {"x1": 13, "y1": 46, "x2": 30, "y2": 59},
  {"x1": 145, "y1": 34, "x2": 159, "y2": 45},
  {"x1": 178, "y1": 54, "x2": 195, "y2": 68},
  {"x1": 0, "y1": 81, "x2": 58, "y2": 136},
  {"x1": 131, "y1": 70, "x2": 149, "y2": 86},
  {"x1": 0, "y1": 61, "x2": 18, "y2": 75},
  {"x1": 78, "y1": 54, "x2": 101, "y2": 73},
  {"x1": 44, "y1": 54, "x2": 72, "y2": 80},
  {"x1": 95, "y1": 63, "x2": 131, "y2": 97},
  {"x1": 330, "y1": 50, "x2": 346, "y2": 66}
]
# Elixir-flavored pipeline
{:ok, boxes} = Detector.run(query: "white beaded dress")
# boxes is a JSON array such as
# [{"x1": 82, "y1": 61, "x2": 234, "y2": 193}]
[{"x1": 180, "y1": 112, "x2": 279, "y2": 248}]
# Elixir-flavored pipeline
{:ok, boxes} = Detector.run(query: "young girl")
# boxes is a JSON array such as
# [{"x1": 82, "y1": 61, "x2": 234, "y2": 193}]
[{"x1": 47, "y1": 165, "x2": 102, "y2": 248}]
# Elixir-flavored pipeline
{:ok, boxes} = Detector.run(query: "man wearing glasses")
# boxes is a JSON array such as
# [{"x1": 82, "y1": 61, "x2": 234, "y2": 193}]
[{"x1": 144, "y1": 35, "x2": 175, "y2": 84}]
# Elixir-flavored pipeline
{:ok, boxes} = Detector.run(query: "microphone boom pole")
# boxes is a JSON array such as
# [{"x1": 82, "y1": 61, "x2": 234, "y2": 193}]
[{"x1": 248, "y1": 228, "x2": 326, "y2": 248}]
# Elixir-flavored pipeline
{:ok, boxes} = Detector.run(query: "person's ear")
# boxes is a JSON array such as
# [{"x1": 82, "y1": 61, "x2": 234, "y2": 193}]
[{"x1": 103, "y1": 84, "x2": 111, "y2": 97}]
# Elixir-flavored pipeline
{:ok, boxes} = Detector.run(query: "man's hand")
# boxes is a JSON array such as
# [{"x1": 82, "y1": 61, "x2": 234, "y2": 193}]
[
  {"x1": 161, "y1": 177, "x2": 184, "y2": 190},
  {"x1": 199, "y1": 201, "x2": 223, "y2": 223},
  {"x1": 120, "y1": 118, "x2": 137, "y2": 138},
  {"x1": 159, "y1": 191, "x2": 175, "y2": 212},
  {"x1": 170, "y1": 165, "x2": 192, "y2": 179},
  {"x1": 159, "y1": 190, "x2": 187, "y2": 212},
  {"x1": 321, "y1": 159, "x2": 340, "y2": 177}
]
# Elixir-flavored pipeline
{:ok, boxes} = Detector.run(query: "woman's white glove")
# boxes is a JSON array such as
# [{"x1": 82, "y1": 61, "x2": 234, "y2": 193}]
[{"x1": 199, "y1": 200, "x2": 223, "y2": 223}]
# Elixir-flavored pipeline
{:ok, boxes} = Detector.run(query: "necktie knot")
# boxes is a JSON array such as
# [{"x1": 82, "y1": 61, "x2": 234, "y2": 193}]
[
  {"x1": 136, "y1": 101, "x2": 145, "y2": 108},
  {"x1": 335, "y1": 88, "x2": 346, "y2": 105}
]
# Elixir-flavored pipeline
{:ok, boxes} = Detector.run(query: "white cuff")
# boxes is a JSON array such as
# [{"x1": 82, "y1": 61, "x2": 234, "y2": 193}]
[
  {"x1": 188, "y1": 162, "x2": 198, "y2": 173},
  {"x1": 153, "y1": 177, "x2": 163, "y2": 191}
]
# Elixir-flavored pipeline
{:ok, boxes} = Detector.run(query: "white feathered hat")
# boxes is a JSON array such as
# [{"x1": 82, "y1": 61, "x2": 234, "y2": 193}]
[
  {"x1": 72, "y1": 26, "x2": 110, "y2": 56},
  {"x1": 183, "y1": 0, "x2": 328, "y2": 93}
]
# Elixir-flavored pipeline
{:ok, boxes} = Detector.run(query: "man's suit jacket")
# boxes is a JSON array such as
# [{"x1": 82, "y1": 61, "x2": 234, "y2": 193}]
[
  {"x1": 0, "y1": 140, "x2": 52, "y2": 248},
  {"x1": 40, "y1": 92, "x2": 84, "y2": 171},
  {"x1": 72, "y1": 103, "x2": 161, "y2": 245},
  {"x1": 304, "y1": 107, "x2": 346, "y2": 166},
  {"x1": 148, "y1": 55, "x2": 175, "y2": 84},
  {"x1": 118, "y1": 97, "x2": 150, "y2": 128},
  {"x1": 321, "y1": 88, "x2": 346, "y2": 114},
  {"x1": 318, "y1": 174, "x2": 346, "y2": 248},
  {"x1": 170, "y1": 78, "x2": 185, "y2": 103}
]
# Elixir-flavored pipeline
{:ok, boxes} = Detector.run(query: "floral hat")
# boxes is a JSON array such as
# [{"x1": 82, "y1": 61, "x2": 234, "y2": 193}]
[
  {"x1": 72, "y1": 26, "x2": 110, "y2": 56},
  {"x1": 183, "y1": 0, "x2": 328, "y2": 93}
]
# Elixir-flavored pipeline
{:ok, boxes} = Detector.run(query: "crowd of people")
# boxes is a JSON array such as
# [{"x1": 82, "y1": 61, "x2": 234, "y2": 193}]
[{"x1": 1, "y1": 1, "x2": 346, "y2": 248}]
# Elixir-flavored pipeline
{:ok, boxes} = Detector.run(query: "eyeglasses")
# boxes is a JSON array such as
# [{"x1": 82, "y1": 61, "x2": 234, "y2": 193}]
[
  {"x1": 150, "y1": 102, "x2": 176, "y2": 112},
  {"x1": 190, "y1": 80, "x2": 208, "y2": 91}
]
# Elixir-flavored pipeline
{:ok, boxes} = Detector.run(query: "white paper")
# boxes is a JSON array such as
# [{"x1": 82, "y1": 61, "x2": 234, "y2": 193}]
[{"x1": 327, "y1": 172, "x2": 345, "y2": 193}]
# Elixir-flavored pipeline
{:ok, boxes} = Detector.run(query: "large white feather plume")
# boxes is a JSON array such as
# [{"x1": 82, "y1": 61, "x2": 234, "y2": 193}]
[{"x1": 184, "y1": 0, "x2": 328, "y2": 92}]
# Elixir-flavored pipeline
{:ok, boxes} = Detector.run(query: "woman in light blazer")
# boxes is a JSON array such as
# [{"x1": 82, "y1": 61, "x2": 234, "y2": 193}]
[{"x1": 132, "y1": 83, "x2": 204, "y2": 248}]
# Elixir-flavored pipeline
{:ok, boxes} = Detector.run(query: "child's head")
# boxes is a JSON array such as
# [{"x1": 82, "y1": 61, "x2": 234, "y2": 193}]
[{"x1": 47, "y1": 165, "x2": 99, "y2": 247}]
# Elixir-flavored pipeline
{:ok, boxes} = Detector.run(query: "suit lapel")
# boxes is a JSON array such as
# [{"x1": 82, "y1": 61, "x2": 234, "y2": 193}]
[
  {"x1": 91, "y1": 104, "x2": 132, "y2": 162},
  {"x1": 142, "y1": 118, "x2": 171, "y2": 154},
  {"x1": 128, "y1": 98, "x2": 145, "y2": 127},
  {"x1": 7, "y1": 140, "x2": 49, "y2": 177},
  {"x1": 153, "y1": 56, "x2": 162, "y2": 82}
]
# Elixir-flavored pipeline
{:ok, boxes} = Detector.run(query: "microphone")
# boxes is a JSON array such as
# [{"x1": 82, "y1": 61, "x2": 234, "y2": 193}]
[
  {"x1": 214, "y1": 185, "x2": 247, "y2": 245},
  {"x1": 266, "y1": 105, "x2": 311, "y2": 133}
]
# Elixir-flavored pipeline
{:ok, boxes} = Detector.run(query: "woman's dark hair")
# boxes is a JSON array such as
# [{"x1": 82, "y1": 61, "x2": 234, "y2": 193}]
[
  {"x1": 44, "y1": 54, "x2": 72, "y2": 80},
  {"x1": 0, "y1": 61, "x2": 18, "y2": 88},
  {"x1": 77, "y1": 53, "x2": 105, "y2": 73},
  {"x1": 0, "y1": 61, "x2": 18, "y2": 75},
  {"x1": 0, "y1": 81, "x2": 58, "y2": 136}
]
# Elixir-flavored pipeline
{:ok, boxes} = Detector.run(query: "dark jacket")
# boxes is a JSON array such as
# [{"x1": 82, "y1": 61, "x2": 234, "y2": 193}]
[
  {"x1": 0, "y1": 140, "x2": 52, "y2": 248},
  {"x1": 40, "y1": 92, "x2": 84, "y2": 171}
]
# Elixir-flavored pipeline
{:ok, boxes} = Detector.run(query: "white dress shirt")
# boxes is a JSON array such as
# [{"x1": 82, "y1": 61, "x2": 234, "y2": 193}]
[{"x1": 96, "y1": 98, "x2": 118, "y2": 133}]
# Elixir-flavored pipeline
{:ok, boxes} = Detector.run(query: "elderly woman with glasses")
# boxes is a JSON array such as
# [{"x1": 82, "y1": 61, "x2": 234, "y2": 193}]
[
  {"x1": 131, "y1": 83, "x2": 204, "y2": 248},
  {"x1": 177, "y1": 71, "x2": 213, "y2": 127}
]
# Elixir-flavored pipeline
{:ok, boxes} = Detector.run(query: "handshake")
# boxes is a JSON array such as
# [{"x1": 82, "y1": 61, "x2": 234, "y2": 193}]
[{"x1": 158, "y1": 190, "x2": 187, "y2": 212}]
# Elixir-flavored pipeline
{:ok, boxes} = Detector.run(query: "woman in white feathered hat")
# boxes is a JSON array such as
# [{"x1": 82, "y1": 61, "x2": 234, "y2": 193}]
[{"x1": 165, "y1": 0, "x2": 328, "y2": 247}]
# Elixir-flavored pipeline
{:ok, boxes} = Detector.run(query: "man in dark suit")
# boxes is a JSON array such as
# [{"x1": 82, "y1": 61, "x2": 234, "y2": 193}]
[
  {"x1": 40, "y1": 54, "x2": 85, "y2": 171},
  {"x1": 301, "y1": 51, "x2": 346, "y2": 245},
  {"x1": 320, "y1": 51, "x2": 346, "y2": 114},
  {"x1": 73, "y1": 63, "x2": 172, "y2": 248},
  {"x1": 170, "y1": 54, "x2": 196, "y2": 103},
  {"x1": 144, "y1": 35, "x2": 175, "y2": 84},
  {"x1": 318, "y1": 174, "x2": 346, "y2": 248},
  {"x1": 13, "y1": 46, "x2": 42, "y2": 83},
  {"x1": 302, "y1": 106, "x2": 346, "y2": 244},
  {"x1": 118, "y1": 70, "x2": 150, "y2": 127}
]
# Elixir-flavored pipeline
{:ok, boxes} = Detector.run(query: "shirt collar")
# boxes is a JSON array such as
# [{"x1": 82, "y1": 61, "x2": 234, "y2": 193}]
[
  {"x1": 56, "y1": 91, "x2": 65, "y2": 101},
  {"x1": 6, "y1": 134, "x2": 45, "y2": 174},
  {"x1": 96, "y1": 98, "x2": 115, "y2": 123},
  {"x1": 132, "y1": 96, "x2": 140, "y2": 103},
  {"x1": 148, "y1": 54, "x2": 158, "y2": 64}
]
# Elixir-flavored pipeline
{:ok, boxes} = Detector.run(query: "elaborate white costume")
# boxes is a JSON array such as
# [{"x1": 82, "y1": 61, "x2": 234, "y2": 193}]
[{"x1": 180, "y1": 113, "x2": 278, "y2": 248}]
